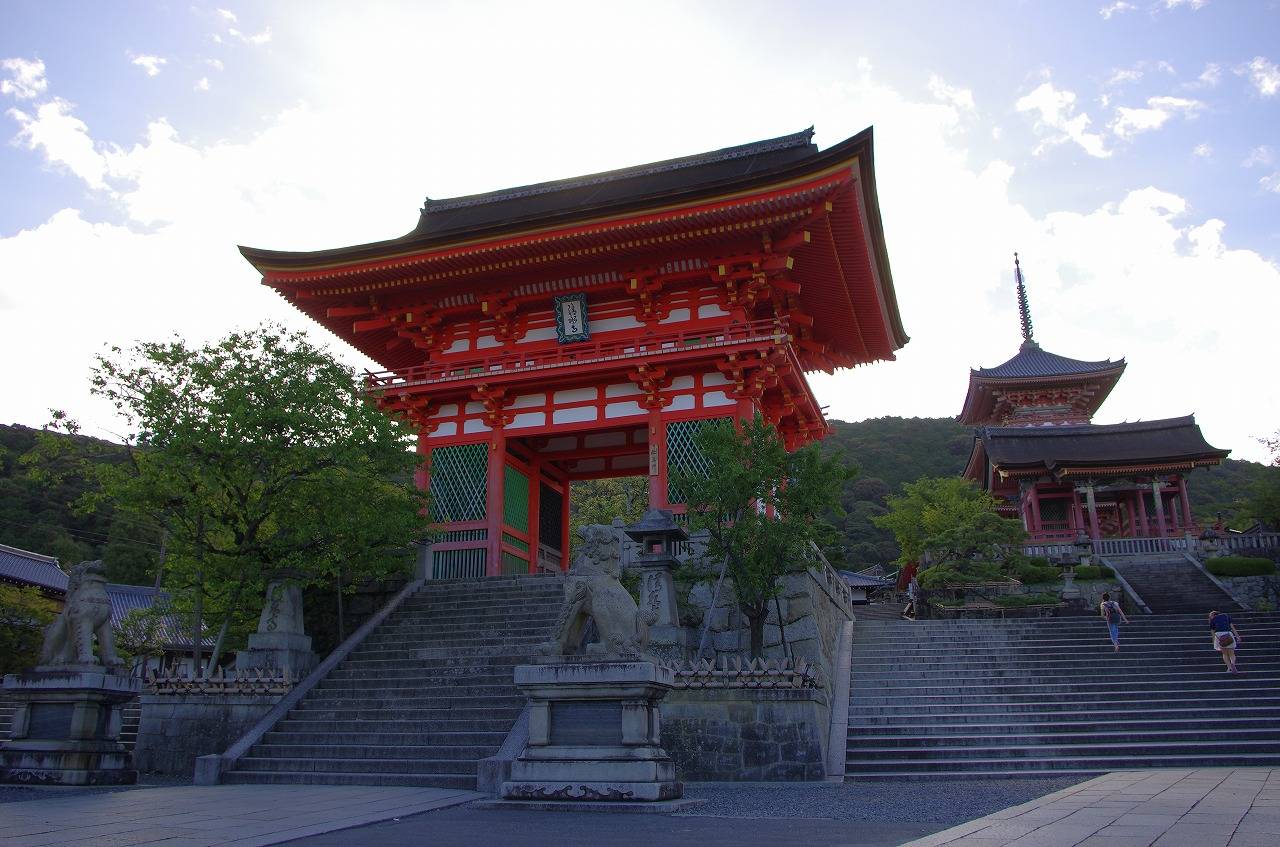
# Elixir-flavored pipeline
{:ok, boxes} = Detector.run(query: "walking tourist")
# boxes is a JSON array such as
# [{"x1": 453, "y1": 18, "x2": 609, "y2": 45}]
[
  {"x1": 1099, "y1": 592, "x2": 1128, "y2": 651},
  {"x1": 902, "y1": 576, "x2": 920, "y2": 620},
  {"x1": 1208, "y1": 609, "x2": 1243, "y2": 673}
]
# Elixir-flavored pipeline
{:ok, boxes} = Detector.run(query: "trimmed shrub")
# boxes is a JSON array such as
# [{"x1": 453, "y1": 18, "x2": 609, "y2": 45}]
[
  {"x1": 1074, "y1": 564, "x2": 1116, "y2": 581},
  {"x1": 1014, "y1": 561, "x2": 1060, "y2": 584},
  {"x1": 993, "y1": 592, "x2": 1061, "y2": 607},
  {"x1": 1207, "y1": 556, "x2": 1277, "y2": 577},
  {"x1": 918, "y1": 563, "x2": 1003, "y2": 589}
]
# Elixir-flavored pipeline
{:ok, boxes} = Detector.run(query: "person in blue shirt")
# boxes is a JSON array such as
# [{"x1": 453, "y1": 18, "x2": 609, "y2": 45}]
[
  {"x1": 1099, "y1": 592, "x2": 1129, "y2": 652},
  {"x1": 1208, "y1": 609, "x2": 1243, "y2": 674}
]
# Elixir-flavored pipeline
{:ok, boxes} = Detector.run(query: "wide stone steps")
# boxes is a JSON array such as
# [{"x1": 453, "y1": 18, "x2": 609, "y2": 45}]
[
  {"x1": 222, "y1": 574, "x2": 564, "y2": 788},
  {"x1": 1106, "y1": 557, "x2": 1241, "y2": 613},
  {"x1": 844, "y1": 610, "x2": 1280, "y2": 779}
]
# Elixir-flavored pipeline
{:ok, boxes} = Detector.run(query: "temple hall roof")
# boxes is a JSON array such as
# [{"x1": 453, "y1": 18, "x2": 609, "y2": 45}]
[
  {"x1": 965, "y1": 416, "x2": 1229, "y2": 482},
  {"x1": 0, "y1": 543, "x2": 67, "y2": 593}
]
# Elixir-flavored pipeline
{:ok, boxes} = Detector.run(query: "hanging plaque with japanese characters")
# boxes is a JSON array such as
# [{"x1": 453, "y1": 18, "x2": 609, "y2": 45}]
[{"x1": 554, "y1": 293, "x2": 590, "y2": 344}]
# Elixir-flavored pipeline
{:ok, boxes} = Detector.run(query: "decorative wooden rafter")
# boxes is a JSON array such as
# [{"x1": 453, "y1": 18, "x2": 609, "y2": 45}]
[
  {"x1": 627, "y1": 364, "x2": 671, "y2": 409},
  {"x1": 477, "y1": 292, "x2": 525, "y2": 341},
  {"x1": 472, "y1": 384, "x2": 514, "y2": 428}
]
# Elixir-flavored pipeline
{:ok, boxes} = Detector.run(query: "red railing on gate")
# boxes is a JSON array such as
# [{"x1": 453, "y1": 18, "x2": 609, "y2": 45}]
[{"x1": 365, "y1": 319, "x2": 790, "y2": 394}]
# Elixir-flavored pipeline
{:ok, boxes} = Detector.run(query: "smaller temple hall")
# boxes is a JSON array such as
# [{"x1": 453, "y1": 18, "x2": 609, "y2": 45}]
[{"x1": 960, "y1": 256, "x2": 1229, "y2": 542}]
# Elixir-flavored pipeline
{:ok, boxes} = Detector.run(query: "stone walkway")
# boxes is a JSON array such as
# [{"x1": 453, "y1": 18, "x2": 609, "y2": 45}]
[
  {"x1": 0, "y1": 784, "x2": 481, "y2": 847},
  {"x1": 901, "y1": 769, "x2": 1280, "y2": 847}
]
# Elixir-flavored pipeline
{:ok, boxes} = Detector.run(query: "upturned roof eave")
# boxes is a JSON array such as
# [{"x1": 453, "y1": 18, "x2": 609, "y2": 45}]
[{"x1": 956, "y1": 362, "x2": 1127, "y2": 425}]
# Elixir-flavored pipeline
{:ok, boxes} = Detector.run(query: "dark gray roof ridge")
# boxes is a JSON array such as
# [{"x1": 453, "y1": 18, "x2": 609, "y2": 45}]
[
  {"x1": 421, "y1": 128, "x2": 816, "y2": 214},
  {"x1": 973, "y1": 339, "x2": 1122, "y2": 379},
  {"x1": 981, "y1": 416, "x2": 1198, "y2": 437}
]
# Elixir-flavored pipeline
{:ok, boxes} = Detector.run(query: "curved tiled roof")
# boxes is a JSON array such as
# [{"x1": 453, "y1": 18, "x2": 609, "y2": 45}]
[
  {"x1": 973, "y1": 341, "x2": 1122, "y2": 380},
  {"x1": 977, "y1": 416, "x2": 1229, "y2": 471},
  {"x1": 0, "y1": 543, "x2": 67, "y2": 593}
]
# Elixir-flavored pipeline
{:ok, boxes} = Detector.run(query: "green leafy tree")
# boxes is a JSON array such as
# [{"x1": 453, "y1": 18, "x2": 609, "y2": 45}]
[
  {"x1": 676, "y1": 416, "x2": 852, "y2": 658},
  {"x1": 0, "y1": 584, "x2": 59, "y2": 675},
  {"x1": 114, "y1": 603, "x2": 172, "y2": 676},
  {"x1": 37, "y1": 324, "x2": 428, "y2": 674},
  {"x1": 568, "y1": 476, "x2": 647, "y2": 557},
  {"x1": 1246, "y1": 432, "x2": 1280, "y2": 529},
  {"x1": 874, "y1": 476, "x2": 1027, "y2": 586}
]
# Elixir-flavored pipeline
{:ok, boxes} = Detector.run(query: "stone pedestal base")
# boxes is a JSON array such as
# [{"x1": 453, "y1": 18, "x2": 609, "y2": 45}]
[
  {"x1": 235, "y1": 631, "x2": 317, "y2": 678},
  {"x1": 1, "y1": 669, "x2": 140, "y2": 785},
  {"x1": 500, "y1": 661, "x2": 682, "y2": 804}
]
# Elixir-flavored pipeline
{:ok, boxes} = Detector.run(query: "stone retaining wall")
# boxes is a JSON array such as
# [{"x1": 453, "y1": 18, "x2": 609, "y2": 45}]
[
  {"x1": 133, "y1": 693, "x2": 280, "y2": 775},
  {"x1": 661, "y1": 688, "x2": 826, "y2": 781},
  {"x1": 1218, "y1": 575, "x2": 1280, "y2": 611}
]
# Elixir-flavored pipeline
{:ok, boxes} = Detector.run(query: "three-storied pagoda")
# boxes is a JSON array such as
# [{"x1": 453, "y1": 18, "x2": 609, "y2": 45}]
[
  {"x1": 241, "y1": 128, "x2": 907, "y2": 577},
  {"x1": 960, "y1": 256, "x2": 1228, "y2": 542}
]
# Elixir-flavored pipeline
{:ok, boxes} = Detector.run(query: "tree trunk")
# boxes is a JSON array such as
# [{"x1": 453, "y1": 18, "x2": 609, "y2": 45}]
[
  {"x1": 153, "y1": 529, "x2": 168, "y2": 590},
  {"x1": 773, "y1": 593, "x2": 790, "y2": 659},
  {"x1": 205, "y1": 574, "x2": 249, "y2": 675},
  {"x1": 190, "y1": 517, "x2": 205, "y2": 676},
  {"x1": 746, "y1": 608, "x2": 766, "y2": 658}
]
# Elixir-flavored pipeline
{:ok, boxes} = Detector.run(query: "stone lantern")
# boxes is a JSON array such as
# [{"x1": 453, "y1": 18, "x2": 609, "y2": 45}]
[
  {"x1": 1199, "y1": 528, "x2": 1223, "y2": 558},
  {"x1": 623, "y1": 509, "x2": 688, "y2": 657}
]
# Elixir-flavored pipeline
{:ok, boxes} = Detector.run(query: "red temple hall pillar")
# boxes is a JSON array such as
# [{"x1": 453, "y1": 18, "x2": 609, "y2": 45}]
[{"x1": 485, "y1": 429, "x2": 507, "y2": 576}]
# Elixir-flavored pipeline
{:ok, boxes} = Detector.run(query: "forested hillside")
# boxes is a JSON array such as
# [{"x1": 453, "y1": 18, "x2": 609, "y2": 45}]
[{"x1": 4, "y1": 418, "x2": 1276, "y2": 576}]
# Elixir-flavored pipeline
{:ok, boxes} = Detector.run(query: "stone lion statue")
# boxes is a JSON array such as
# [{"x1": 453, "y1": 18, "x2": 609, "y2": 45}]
[
  {"x1": 540, "y1": 524, "x2": 657, "y2": 660},
  {"x1": 39, "y1": 560, "x2": 123, "y2": 669}
]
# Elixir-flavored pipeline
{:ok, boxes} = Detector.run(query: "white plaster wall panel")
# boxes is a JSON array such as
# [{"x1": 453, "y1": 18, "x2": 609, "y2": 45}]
[
  {"x1": 554, "y1": 387, "x2": 598, "y2": 404},
  {"x1": 698, "y1": 303, "x2": 729, "y2": 318},
  {"x1": 591, "y1": 315, "x2": 644, "y2": 333},
  {"x1": 584, "y1": 432, "x2": 627, "y2": 448},
  {"x1": 553, "y1": 406, "x2": 598, "y2": 424},
  {"x1": 702, "y1": 372, "x2": 730, "y2": 387},
  {"x1": 521, "y1": 326, "x2": 558, "y2": 343},
  {"x1": 444, "y1": 339, "x2": 470, "y2": 354},
  {"x1": 605, "y1": 400, "x2": 645, "y2": 419},
  {"x1": 432, "y1": 403, "x2": 460, "y2": 418},
  {"x1": 428, "y1": 422, "x2": 458, "y2": 438},
  {"x1": 463, "y1": 419, "x2": 492, "y2": 434},
  {"x1": 465, "y1": 401, "x2": 486, "y2": 415},
  {"x1": 670, "y1": 375, "x2": 694, "y2": 390},
  {"x1": 664, "y1": 395, "x2": 695, "y2": 411},
  {"x1": 605, "y1": 382, "x2": 642, "y2": 398},
  {"x1": 476, "y1": 334, "x2": 502, "y2": 350},
  {"x1": 509, "y1": 413, "x2": 547, "y2": 430},
  {"x1": 703, "y1": 390, "x2": 734, "y2": 408},
  {"x1": 658, "y1": 308, "x2": 691, "y2": 325},
  {"x1": 511, "y1": 393, "x2": 546, "y2": 409}
]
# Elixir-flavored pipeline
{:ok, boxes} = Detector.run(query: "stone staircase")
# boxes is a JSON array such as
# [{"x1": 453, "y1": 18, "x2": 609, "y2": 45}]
[
  {"x1": 845, "y1": 612, "x2": 1280, "y2": 779},
  {"x1": 222, "y1": 575, "x2": 564, "y2": 787},
  {"x1": 1106, "y1": 555, "x2": 1244, "y2": 614}
]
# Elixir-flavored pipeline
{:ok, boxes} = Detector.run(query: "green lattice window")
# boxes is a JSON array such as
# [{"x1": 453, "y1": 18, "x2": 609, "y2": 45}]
[
  {"x1": 429, "y1": 443, "x2": 488, "y2": 523},
  {"x1": 666, "y1": 417, "x2": 730, "y2": 504},
  {"x1": 503, "y1": 464, "x2": 530, "y2": 533},
  {"x1": 501, "y1": 551, "x2": 528, "y2": 576},
  {"x1": 1039, "y1": 498, "x2": 1067, "y2": 523}
]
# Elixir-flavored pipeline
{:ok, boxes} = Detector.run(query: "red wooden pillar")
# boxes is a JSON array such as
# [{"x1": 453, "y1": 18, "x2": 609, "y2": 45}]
[
  {"x1": 1136, "y1": 488, "x2": 1150, "y2": 537},
  {"x1": 527, "y1": 456, "x2": 542, "y2": 574},
  {"x1": 1083, "y1": 483, "x2": 1101, "y2": 540},
  {"x1": 1177, "y1": 476, "x2": 1194, "y2": 528},
  {"x1": 1150, "y1": 480, "x2": 1168, "y2": 538},
  {"x1": 647, "y1": 407, "x2": 665, "y2": 509},
  {"x1": 485, "y1": 428, "x2": 506, "y2": 576},
  {"x1": 1070, "y1": 488, "x2": 1084, "y2": 533},
  {"x1": 1028, "y1": 486, "x2": 1042, "y2": 536}
]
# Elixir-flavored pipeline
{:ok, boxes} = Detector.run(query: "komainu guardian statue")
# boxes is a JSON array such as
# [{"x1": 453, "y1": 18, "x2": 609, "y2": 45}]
[
  {"x1": 540, "y1": 524, "x2": 657, "y2": 660},
  {"x1": 39, "y1": 560, "x2": 123, "y2": 669}
]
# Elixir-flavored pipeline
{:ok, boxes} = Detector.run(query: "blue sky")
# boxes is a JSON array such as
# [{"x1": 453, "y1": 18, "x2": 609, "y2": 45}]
[{"x1": 2, "y1": 1, "x2": 1278, "y2": 460}]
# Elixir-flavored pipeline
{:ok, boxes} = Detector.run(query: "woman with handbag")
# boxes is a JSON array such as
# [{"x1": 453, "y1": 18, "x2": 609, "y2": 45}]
[{"x1": 1208, "y1": 609, "x2": 1243, "y2": 674}]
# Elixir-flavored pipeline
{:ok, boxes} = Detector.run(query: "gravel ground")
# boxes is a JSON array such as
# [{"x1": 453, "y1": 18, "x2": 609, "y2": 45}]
[
  {"x1": 0, "y1": 773, "x2": 190, "y2": 804},
  {"x1": 680, "y1": 776, "x2": 1094, "y2": 823}
]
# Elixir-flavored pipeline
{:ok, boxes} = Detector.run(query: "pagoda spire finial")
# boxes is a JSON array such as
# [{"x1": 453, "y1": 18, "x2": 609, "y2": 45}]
[{"x1": 1014, "y1": 251, "x2": 1035, "y2": 345}]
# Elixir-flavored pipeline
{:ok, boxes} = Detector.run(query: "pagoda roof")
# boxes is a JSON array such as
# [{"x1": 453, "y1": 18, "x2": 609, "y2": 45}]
[
  {"x1": 973, "y1": 340, "x2": 1122, "y2": 380},
  {"x1": 240, "y1": 126, "x2": 908, "y2": 373},
  {"x1": 958, "y1": 341, "x2": 1127, "y2": 425},
  {"x1": 963, "y1": 416, "x2": 1229, "y2": 483}
]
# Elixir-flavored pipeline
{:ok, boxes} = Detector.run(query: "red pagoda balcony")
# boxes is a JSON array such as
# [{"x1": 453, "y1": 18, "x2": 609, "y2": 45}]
[{"x1": 365, "y1": 318, "x2": 791, "y2": 395}]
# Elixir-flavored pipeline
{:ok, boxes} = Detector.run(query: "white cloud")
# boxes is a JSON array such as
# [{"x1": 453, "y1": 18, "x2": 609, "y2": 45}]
[
  {"x1": 1164, "y1": 0, "x2": 1207, "y2": 9},
  {"x1": 1241, "y1": 56, "x2": 1280, "y2": 96},
  {"x1": 195, "y1": 77, "x2": 211, "y2": 92},
  {"x1": 1106, "y1": 68, "x2": 1143, "y2": 87},
  {"x1": 1243, "y1": 145, "x2": 1274, "y2": 168},
  {"x1": 229, "y1": 27, "x2": 272, "y2": 46},
  {"x1": 1192, "y1": 62, "x2": 1221, "y2": 88},
  {"x1": 1015, "y1": 82, "x2": 1110, "y2": 158},
  {"x1": 1110, "y1": 95, "x2": 1204, "y2": 140},
  {"x1": 206, "y1": 58, "x2": 225, "y2": 72},
  {"x1": 1192, "y1": 142, "x2": 1212, "y2": 158},
  {"x1": 129, "y1": 54, "x2": 167, "y2": 77},
  {"x1": 1, "y1": 8, "x2": 1275, "y2": 462},
  {"x1": 0, "y1": 57, "x2": 48, "y2": 99},
  {"x1": 927, "y1": 74, "x2": 975, "y2": 113},
  {"x1": 217, "y1": 9, "x2": 237, "y2": 23},
  {"x1": 1099, "y1": 2, "x2": 1136, "y2": 19},
  {"x1": 7, "y1": 98, "x2": 108, "y2": 188},
  {"x1": 1261, "y1": 173, "x2": 1280, "y2": 194}
]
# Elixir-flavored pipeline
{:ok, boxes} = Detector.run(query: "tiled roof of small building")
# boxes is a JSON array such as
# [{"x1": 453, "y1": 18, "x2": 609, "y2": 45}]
[
  {"x1": 0, "y1": 543, "x2": 68, "y2": 592},
  {"x1": 105, "y1": 582, "x2": 215, "y2": 649},
  {"x1": 977, "y1": 416, "x2": 1229, "y2": 470},
  {"x1": 973, "y1": 340, "x2": 1122, "y2": 380}
]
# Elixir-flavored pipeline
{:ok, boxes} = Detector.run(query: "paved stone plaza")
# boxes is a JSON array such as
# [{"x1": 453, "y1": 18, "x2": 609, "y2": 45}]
[{"x1": 2, "y1": 768, "x2": 1274, "y2": 847}]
